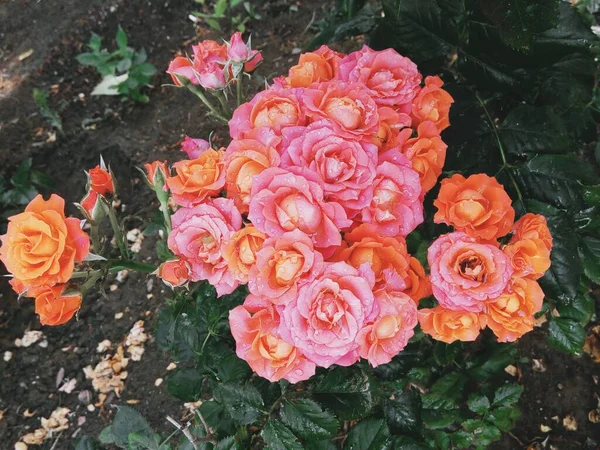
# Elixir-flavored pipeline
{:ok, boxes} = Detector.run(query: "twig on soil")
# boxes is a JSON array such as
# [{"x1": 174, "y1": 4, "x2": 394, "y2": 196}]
[
  {"x1": 49, "y1": 431, "x2": 64, "y2": 450},
  {"x1": 301, "y1": 11, "x2": 317, "y2": 36},
  {"x1": 508, "y1": 431, "x2": 525, "y2": 446}
]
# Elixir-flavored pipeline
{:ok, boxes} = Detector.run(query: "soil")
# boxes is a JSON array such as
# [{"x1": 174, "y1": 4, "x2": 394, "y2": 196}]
[{"x1": 0, "y1": 1, "x2": 598, "y2": 449}]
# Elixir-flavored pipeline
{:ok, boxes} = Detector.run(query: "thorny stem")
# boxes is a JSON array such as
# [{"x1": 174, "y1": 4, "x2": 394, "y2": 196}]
[
  {"x1": 90, "y1": 222, "x2": 102, "y2": 255},
  {"x1": 186, "y1": 84, "x2": 230, "y2": 124},
  {"x1": 108, "y1": 259, "x2": 157, "y2": 273},
  {"x1": 80, "y1": 269, "x2": 105, "y2": 295},
  {"x1": 106, "y1": 202, "x2": 128, "y2": 259},
  {"x1": 155, "y1": 186, "x2": 172, "y2": 234},
  {"x1": 236, "y1": 70, "x2": 243, "y2": 108},
  {"x1": 215, "y1": 90, "x2": 231, "y2": 117}
]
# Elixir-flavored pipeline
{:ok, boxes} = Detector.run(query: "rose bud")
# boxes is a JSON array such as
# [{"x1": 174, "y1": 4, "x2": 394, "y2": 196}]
[
  {"x1": 167, "y1": 56, "x2": 199, "y2": 86},
  {"x1": 227, "y1": 32, "x2": 250, "y2": 63},
  {"x1": 156, "y1": 258, "x2": 190, "y2": 289}
]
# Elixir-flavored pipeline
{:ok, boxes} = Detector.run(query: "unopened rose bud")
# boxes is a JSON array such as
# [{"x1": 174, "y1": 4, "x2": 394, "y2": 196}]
[
  {"x1": 198, "y1": 63, "x2": 226, "y2": 90},
  {"x1": 167, "y1": 57, "x2": 199, "y2": 86},
  {"x1": 228, "y1": 32, "x2": 250, "y2": 63},
  {"x1": 156, "y1": 259, "x2": 190, "y2": 289},
  {"x1": 181, "y1": 136, "x2": 210, "y2": 159}
]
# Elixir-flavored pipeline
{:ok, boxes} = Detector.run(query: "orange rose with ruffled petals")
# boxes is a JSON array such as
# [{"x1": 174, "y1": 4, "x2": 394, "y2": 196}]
[
  {"x1": 503, "y1": 238, "x2": 550, "y2": 280},
  {"x1": 222, "y1": 226, "x2": 266, "y2": 283},
  {"x1": 486, "y1": 277, "x2": 543, "y2": 342},
  {"x1": 0, "y1": 195, "x2": 90, "y2": 290},
  {"x1": 513, "y1": 213, "x2": 553, "y2": 251},
  {"x1": 332, "y1": 224, "x2": 410, "y2": 290},
  {"x1": 166, "y1": 149, "x2": 225, "y2": 207},
  {"x1": 405, "y1": 257, "x2": 432, "y2": 303},
  {"x1": 434, "y1": 173, "x2": 515, "y2": 241},
  {"x1": 157, "y1": 258, "x2": 190, "y2": 289},
  {"x1": 403, "y1": 121, "x2": 447, "y2": 193},
  {"x1": 411, "y1": 75, "x2": 454, "y2": 131},
  {"x1": 287, "y1": 53, "x2": 334, "y2": 87},
  {"x1": 88, "y1": 165, "x2": 114, "y2": 195},
  {"x1": 31, "y1": 284, "x2": 82, "y2": 326},
  {"x1": 418, "y1": 306, "x2": 486, "y2": 344}
]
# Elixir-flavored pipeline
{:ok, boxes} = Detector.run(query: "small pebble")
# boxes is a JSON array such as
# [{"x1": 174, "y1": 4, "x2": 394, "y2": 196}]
[
  {"x1": 166, "y1": 362, "x2": 177, "y2": 371},
  {"x1": 15, "y1": 443, "x2": 28, "y2": 450},
  {"x1": 540, "y1": 424, "x2": 551, "y2": 433},
  {"x1": 155, "y1": 378, "x2": 163, "y2": 387},
  {"x1": 87, "y1": 404, "x2": 95, "y2": 412},
  {"x1": 114, "y1": 312, "x2": 124, "y2": 320},
  {"x1": 4, "y1": 351, "x2": 13, "y2": 362}
]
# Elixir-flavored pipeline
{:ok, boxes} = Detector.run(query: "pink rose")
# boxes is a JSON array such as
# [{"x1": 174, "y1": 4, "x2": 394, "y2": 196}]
[
  {"x1": 192, "y1": 40, "x2": 227, "y2": 67},
  {"x1": 281, "y1": 120, "x2": 377, "y2": 215},
  {"x1": 181, "y1": 136, "x2": 210, "y2": 159},
  {"x1": 428, "y1": 232, "x2": 513, "y2": 312},
  {"x1": 198, "y1": 62, "x2": 227, "y2": 90},
  {"x1": 229, "y1": 87, "x2": 307, "y2": 139},
  {"x1": 278, "y1": 262, "x2": 376, "y2": 368},
  {"x1": 361, "y1": 150, "x2": 423, "y2": 237},
  {"x1": 227, "y1": 32, "x2": 250, "y2": 62},
  {"x1": 248, "y1": 230, "x2": 323, "y2": 305},
  {"x1": 338, "y1": 46, "x2": 422, "y2": 107},
  {"x1": 167, "y1": 57, "x2": 199, "y2": 85},
  {"x1": 229, "y1": 294, "x2": 316, "y2": 383},
  {"x1": 357, "y1": 289, "x2": 418, "y2": 367},
  {"x1": 168, "y1": 198, "x2": 242, "y2": 296},
  {"x1": 302, "y1": 82, "x2": 379, "y2": 138},
  {"x1": 248, "y1": 168, "x2": 351, "y2": 249}
]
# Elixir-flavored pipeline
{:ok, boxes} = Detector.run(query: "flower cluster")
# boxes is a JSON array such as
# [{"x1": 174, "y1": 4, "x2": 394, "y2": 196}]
[
  {"x1": 419, "y1": 173, "x2": 552, "y2": 344},
  {"x1": 157, "y1": 44, "x2": 455, "y2": 383}
]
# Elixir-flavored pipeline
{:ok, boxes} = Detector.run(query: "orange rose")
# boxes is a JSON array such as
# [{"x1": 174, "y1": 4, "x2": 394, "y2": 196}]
[
  {"x1": 418, "y1": 306, "x2": 486, "y2": 344},
  {"x1": 287, "y1": 54, "x2": 334, "y2": 88},
  {"x1": 157, "y1": 258, "x2": 190, "y2": 288},
  {"x1": 503, "y1": 238, "x2": 550, "y2": 280},
  {"x1": 411, "y1": 75, "x2": 454, "y2": 131},
  {"x1": 434, "y1": 173, "x2": 515, "y2": 241},
  {"x1": 486, "y1": 277, "x2": 544, "y2": 342},
  {"x1": 224, "y1": 130, "x2": 280, "y2": 213},
  {"x1": 405, "y1": 257, "x2": 432, "y2": 303},
  {"x1": 403, "y1": 121, "x2": 447, "y2": 193},
  {"x1": 88, "y1": 165, "x2": 114, "y2": 195},
  {"x1": 0, "y1": 195, "x2": 90, "y2": 289},
  {"x1": 166, "y1": 149, "x2": 225, "y2": 207},
  {"x1": 31, "y1": 284, "x2": 82, "y2": 326},
  {"x1": 331, "y1": 224, "x2": 410, "y2": 290},
  {"x1": 512, "y1": 213, "x2": 553, "y2": 251},
  {"x1": 144, "y1": 160, "x2": 169, "y2": 188},
  {"x1": 222, "y1": 226, "x2": 266, "y2": 283}
]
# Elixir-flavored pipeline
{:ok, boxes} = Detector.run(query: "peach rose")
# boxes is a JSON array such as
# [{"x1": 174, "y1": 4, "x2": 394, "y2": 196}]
[
  {"x1": 503, "y1": 238, "x2": 550, "y2": 280},
  {"x1": 278, "y1": 262, "x2": 376, "y2": 368},
  {"x1": 428, "y1": 232, "x2": 513, "y2": 312},
  {"x1": 281, "y1": 120, "x2": 378, "y2": 215},
  {"x1": 224, "y1": 128, "x2": 281, "y2": 213},
  {"x1": 338, "y1": 46, "x2": 422, "y2": 106},
  {"x1": 418, "y1": 306, "x2": 486, "y2": 344},
  {"x1": 156, "y1": 258, "x2": 190, "y2": 289},
  {"x1": 302, "y1": 82, "x2": 379, "y2": 138},
  {"x1": 287, "y1": 51, "x2": 336, "y2": 87},
  {"x1": 403, "y1": 121, "x2": 447, "y2": 193},
  {"x1": 168, "y1": 198, "x2": 242, "y2": 296},
  {"x1": 248, "y1": 168, "x2": 351, "y2": 249},
  {"x1": 167, "y1": 56, "x2": 198, "y2": 85},
  {"x1": 222, "y1": 226, "x2": 266, "y2": 283},
  {"x1": 0, "y1": 195, "x2": 90, "y2": 290},
  {"x1": 166, "y1": 149, "x2": 225, "y2": 207},
  {"x1": 331, "y1": 224, "x2": 409, "y2": 290},
  {"x1": 88, "y1": 165, "x2": 114, "y2": 195},
  {"x1": 512, "y1": 213, "x2": 553, "y2": 251},
  {"x1": 361, "y1": 150, "x2": 423, "y2": 237},
  {"x1": 410, "y1": 76, "x2": 454, "y2": 131},
  {"x1": 229, "y1": 294, "x2": 316, "y2": 383},
  {"x1": 229, "y1": 87, "x2": 307, "y2": 139},
  {"x1": 434, "y1": 173, "x2": 515, "y2": 241},
  {"x1": 144, "y1": 161, "x2": 168, "y2": 188},
  {"x1": 31, "y1": 284, "x2": 82, "y2": 326},
  {"x1": 405, "y1": 256, "x2": 432, "y2": 303},
  {"x1": 486, "y1": 277, "x2": 544, "y2": 342},
  {"x1": 357, "y1": 290, "x2": 418, "y2": 367},
  {"x1": 372, "y1": 107, "x2": 411, "y2": 152},
  {"x1": 248, "y1": 230, "x2": 323, "y2": 305}
]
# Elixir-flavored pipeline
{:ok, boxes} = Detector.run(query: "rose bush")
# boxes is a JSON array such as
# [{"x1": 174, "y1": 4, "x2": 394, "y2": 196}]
[{"x1": 5, "y1": 12, "x2": 599, "y2": 448}]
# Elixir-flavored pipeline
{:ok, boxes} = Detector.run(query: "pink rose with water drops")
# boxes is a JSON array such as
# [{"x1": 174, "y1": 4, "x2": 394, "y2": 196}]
[
  {"x1": 168, "y1": 197, "x2": 242, "y2": 296},
  {"x1": 229, "y1": 294, "x2": 316, "y2": 383},
  {"x1": 181, "y1": 136, "x2": 210, "y2": 159}
]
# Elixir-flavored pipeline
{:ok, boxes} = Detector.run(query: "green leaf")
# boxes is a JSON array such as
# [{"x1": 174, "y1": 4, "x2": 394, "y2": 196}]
[
  {"x1": 77, "y1": 52, "x2": 100, "y2": 66},
  {"x1": 487, "y1": 405, "x2": 521, "y2": 432},
  {"x1": 156, "y1": 239, "x2": 174, "y2": 262},
  {"x1": 421, "y1": 372, "x2": 467, "y2": 409},
  {"x1": 583, "y1": 185, "x2": 600, "y2": 207},
  {"x1": 128, "y1": 431, "x2": 162, "y2": 450},
  {"x1": 345, "y1": 418, "x2": 392, "y2": 450},
  {"x1": 139, "y1": 62, "x2": 158, "y2": 77},
  {"x1": 467, "y1": 393, "x2": 491, "y2": 415},
  {"x1": 213, "y1": 382, "x2": 264, "y2": 425},
  {"x1": 214, "y1": 436, "x2": 240, "y2": 450},
  {"x1": 499, "y1": 105, "x2": 569, "y2": 156},
  {"x1": 177, "y1": 425, "x2": 211, "y2": 450},
  {"x1": 451, "y1": 430, "x2": 473, "y2": 448},
  {"x1": 214, "y1": 0, "x2": 228, "y2": 16},
  {"x1": 513, "y1": 154, "x2": 597, "y2": 212},
  {"x1": 421, "y1": 408, "x2": 460, "y2": 429},
  {"x1": 468, "y1": 343, "x2": 518, "y2": 381},
  {"x1": 261, "y1": 420, "x2": 303, "y2": 450},
  {"x1": 167, "y1": 368, "x2": 203, "y2": 401},
  {"x1": 492, "y1": 384, "x2": 523, "y2": 407},
  {"x1": 548, "y1": 316, "x2": 586, "y2": 355},
  {"x1": 305, "y1": 441, "x2": 337, "y2": 450},
  {"x1": 556, "y1": 293, "x2": 594, "y2": 324},
  {"x1": 579, "y1": 236, "x2": 600, "y2": 284},
  {"x1": 75, "y1": 435, "x2": 103, "y2": 450},
  {"x1": 373, "y1": 344, "x2": 424, "y2": 380},
  {"x1": 198, "y1": 401, "x2": 237, "y2": 438},
  {"x1": 478, "y1": 0, "x2": 559, "y2": 51},
  {"x1": 89, "y1": 33, "x2": 102, "y2": 51},
  {"x1": 109, "y1": 406, "x2": 153, "y2": 447},
  {"x1": 116, "y1": 57, "x2": 132, "y2": 73},
  {"x1": 99, "y1": 426, "x2": 117, "y2": 444},
  {"x1": 116, "y1": 25, "x2": 128, "y2": 49},
  {"x1": 280, "y1": 399, "x2": 339, "y2": 440},
  {"x1": 313, "y1": 367, "x2": 376, "y2": 420},
  {"x1": 383, "y1": 390, "x2": 422, "y2": 435}
]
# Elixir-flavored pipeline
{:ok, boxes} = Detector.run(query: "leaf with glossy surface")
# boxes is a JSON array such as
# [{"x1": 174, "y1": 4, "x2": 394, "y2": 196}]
[
  {"x1": 492, "y1": 384, "x2": 523, "y2": 407},
  {"x1": 345, "y1": 418, "x2": 392, "y2": 450},
  {"x1": 548, "y1": 317, "x2": 586, "y2": 355},
  {"x1": 213, "y1": 382, "x2": 264, "y2": 425},
  {"x1": 579, "y1": 236, "x2": 600, "y2": 284},
  {"x1": 383, "y1": 390, "x2": 422, "y2": 435},
  {"x1": 280, "y1": 398, "x2": 339, "y2": 440},
  {"x1": 167, "y1": 368, "x2": 203, "y2": 401},
  {"x1": 467, "y1": 393, "x2": 491, "y2": 414},
  {"x1": 261, "y1": 420, "x2": 303, "y2": 450}
]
